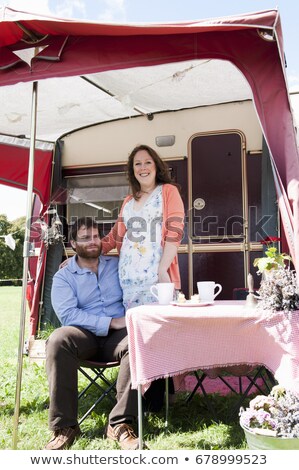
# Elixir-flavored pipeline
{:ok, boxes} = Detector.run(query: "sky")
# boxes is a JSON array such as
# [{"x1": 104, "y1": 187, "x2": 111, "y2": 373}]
[{"x1": 0, "y1": 0, "x2": 298, "y2": 221}]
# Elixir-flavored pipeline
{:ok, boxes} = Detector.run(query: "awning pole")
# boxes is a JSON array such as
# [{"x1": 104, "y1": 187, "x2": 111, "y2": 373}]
[{"x1": 12, "y1": 81, "x2": 38, "y2": 450}]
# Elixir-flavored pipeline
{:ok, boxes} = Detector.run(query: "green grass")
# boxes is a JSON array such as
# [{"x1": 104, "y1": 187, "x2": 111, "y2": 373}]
[{"x1": 0, "y1": 286, "x2": 249, "y2": 450}]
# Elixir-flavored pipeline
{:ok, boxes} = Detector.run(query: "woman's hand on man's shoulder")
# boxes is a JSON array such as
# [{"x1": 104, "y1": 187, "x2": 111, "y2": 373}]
[{"x1": 59, "y1": 258, "x2": 70, "y2": 269}]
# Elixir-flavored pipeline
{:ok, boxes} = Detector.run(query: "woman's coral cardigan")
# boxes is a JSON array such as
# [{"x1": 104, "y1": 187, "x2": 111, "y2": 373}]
[{"x1": 101, "y1": 184, "x2": 185, "y2": 289}]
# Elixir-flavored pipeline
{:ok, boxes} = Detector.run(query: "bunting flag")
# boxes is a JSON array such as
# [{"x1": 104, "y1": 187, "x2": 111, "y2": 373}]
[{"x1": 0, "y1": 233, "x2": 16, "y2": 250}]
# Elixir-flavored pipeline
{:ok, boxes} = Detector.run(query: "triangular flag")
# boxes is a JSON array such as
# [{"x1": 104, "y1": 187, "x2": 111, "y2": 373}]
[{"x1": 4, "y1": 234, "x2": 16, "y2": 250}]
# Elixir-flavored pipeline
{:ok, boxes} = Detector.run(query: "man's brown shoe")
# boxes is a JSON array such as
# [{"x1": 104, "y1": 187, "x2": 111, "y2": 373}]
[
  {"x1": 44, "y1": 425, "x2": 80, "y2": 450},
  {"x1": 106, "y1": 423, "x2": 139, "y2": 450}
]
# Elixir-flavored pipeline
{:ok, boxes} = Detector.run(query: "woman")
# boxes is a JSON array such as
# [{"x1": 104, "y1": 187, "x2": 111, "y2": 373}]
[
  {"x1": 103, "y1": 144, "x2": 185, "y2": 412},
  {"x1": 102, "y1": 144, "x2": 185, "y2": 309}
]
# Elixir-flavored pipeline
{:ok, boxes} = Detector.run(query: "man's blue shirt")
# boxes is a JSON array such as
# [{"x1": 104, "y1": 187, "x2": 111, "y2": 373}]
[{"x1": 51, "y1": 255, "x2": 124, "y2": 336}]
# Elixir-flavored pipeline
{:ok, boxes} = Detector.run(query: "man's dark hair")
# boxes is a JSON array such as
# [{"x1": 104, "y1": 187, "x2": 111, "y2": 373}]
[{"x1": 70, "y1": 217, "x2": 103, "y2": 241}]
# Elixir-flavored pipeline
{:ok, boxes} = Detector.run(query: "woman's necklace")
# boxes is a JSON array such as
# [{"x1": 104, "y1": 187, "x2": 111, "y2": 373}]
[
  {"x1": 134, "y1": 186, "x2": 157, "y2": 211},
  {"x1": 140, "y1": 185, "x2": 157, "y2": 195}
]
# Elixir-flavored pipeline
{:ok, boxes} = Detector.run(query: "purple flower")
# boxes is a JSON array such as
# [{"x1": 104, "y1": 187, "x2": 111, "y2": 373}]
[
  {"x1": 249, "y1": 395, "x2": 275, "y2": 412},
  {"x1": 240, "y1": 387, "x2": 299, "y2": 437},
  {"x1": 240, "y1": 409, "x2": 276, "y2": 430}
]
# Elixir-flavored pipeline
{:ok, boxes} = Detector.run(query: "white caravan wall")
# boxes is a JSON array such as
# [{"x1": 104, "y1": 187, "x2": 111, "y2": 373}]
[{"x1": 61, "y1": 100, "x2": 262, "y2": 168}]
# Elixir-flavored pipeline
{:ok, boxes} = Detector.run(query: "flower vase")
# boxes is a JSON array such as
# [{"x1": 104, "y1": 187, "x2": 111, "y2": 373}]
[{"x1": 240, "y1": 422, "x2": 299, "y2": 450}]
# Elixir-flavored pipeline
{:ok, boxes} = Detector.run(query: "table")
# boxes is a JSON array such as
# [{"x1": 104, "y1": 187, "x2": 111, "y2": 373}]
[{"x1": 126, "y1": 301, "x2": 299, "y2": 448}]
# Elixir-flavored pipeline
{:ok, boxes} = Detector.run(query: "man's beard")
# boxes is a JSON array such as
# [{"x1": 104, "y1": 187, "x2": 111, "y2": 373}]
[{"x1": 75, "y1": 244, "x2": 102, "y2": 259}]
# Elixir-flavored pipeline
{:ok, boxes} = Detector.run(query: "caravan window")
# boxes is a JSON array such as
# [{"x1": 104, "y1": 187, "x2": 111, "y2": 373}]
[{"x1": 65, "y1": 172, "x2": 129, "y2": 233}]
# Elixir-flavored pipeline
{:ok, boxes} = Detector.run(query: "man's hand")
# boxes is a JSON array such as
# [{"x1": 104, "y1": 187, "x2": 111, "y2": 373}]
[{"x1": 110, "y1": 317, "x2": 126, "y2": 330}]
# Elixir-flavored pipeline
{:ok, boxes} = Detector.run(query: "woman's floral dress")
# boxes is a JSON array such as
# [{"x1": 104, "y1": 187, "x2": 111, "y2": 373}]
[{"x1": 119, "y1": 185, "x2": 163, "y2": 309}]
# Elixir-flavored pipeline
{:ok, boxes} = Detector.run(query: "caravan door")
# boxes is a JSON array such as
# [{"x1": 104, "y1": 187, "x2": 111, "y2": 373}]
[{"x1": 188, "y1": 131, "x2": 268, "y2": 299}]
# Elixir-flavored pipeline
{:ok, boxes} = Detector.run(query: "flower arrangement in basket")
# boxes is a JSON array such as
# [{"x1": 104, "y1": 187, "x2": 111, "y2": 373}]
[
  {"x1": 240, "y1": 386, "x2": 299, "y2": 439},
  {"x1": 253, "y1": 237, "x2": 299, "y2": 313}
]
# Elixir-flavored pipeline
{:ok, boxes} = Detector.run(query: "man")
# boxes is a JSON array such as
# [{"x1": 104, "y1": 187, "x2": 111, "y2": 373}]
[{"x1": 44, "y1": 217, "x2": 139, "y2": 450}]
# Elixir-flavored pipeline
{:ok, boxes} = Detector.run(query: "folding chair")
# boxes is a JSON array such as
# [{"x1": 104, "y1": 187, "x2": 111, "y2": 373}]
[
  {"x1": 78, "y1": 359, "x2": 120, "y2": 424},
  {"x1": 229, "y1": 365, "x2": 276, "y2": 414},
  {"x1": 185, "y1": 370, "x2": 219, "y2": 421},
  {"x1": 186, "y1": 365, "x2": 276, "y2": 420}
]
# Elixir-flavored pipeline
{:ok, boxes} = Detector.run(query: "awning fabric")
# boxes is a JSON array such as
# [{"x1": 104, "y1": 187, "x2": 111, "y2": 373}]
[
  {"x1": 0, "y1": 6, "x2": 298, "y2": 272},
  {"x1": 0, "y1": 136, "x2": 53, "y2": 206}
]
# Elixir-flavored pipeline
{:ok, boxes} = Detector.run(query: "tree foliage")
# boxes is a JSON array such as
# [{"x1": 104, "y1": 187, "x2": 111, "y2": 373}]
[{"x1": 0, "y1": 214, "x2": 25, "y2": 279}]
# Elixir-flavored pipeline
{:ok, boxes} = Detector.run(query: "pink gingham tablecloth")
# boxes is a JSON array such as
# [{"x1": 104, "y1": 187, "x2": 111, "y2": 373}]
[{"x1": 126, "y1": 301, "x2": 299, "y2": 394}]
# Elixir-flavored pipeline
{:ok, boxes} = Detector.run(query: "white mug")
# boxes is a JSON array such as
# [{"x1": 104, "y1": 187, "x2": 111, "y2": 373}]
[
  {"x1": 150, "y1": 283, "x2": 175, "y2": 305},
  {"x1": 197, "y1": 281, "x2": 222, "y2": 302}
]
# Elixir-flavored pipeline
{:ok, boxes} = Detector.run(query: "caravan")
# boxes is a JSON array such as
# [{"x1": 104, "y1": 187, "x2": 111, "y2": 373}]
[{"x1": 0, "y1": 7, "x2": 298, "y2": 337}]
